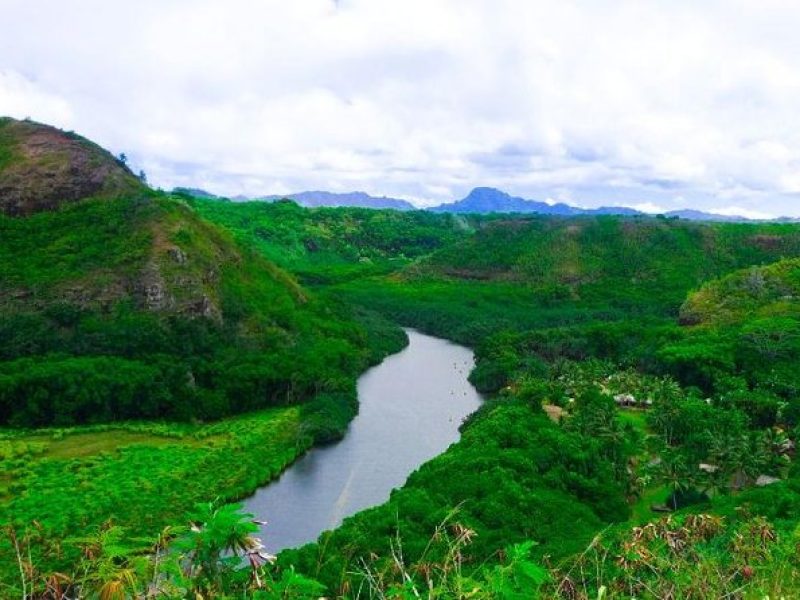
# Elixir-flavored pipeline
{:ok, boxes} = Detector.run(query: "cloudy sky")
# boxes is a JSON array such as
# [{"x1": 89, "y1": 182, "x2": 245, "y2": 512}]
[{"x1": 2, "y1": 0, "x2": 800, "y2": 215}]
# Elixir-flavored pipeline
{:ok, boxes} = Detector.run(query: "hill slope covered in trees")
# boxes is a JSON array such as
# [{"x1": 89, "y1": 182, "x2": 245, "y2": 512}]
[{"x1": 0, "y1": 119, "x2": 397, "y2": 429}]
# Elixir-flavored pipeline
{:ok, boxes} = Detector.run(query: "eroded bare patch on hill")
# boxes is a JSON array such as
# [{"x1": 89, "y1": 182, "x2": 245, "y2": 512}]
[{"x1": 0, "y1": 117, "x2": 144, "y2": 216}]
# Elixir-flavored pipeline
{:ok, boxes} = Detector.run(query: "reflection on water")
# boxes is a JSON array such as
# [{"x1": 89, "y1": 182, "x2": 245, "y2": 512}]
[{"x1": 243, "y1": 329, "x2": 483, "y2": 552}]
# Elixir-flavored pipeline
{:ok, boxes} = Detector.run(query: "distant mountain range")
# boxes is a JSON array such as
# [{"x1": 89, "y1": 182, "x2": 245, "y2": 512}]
[
  {"x1": 428, "y1": 187, "x2": 759, "y2": 221},
  {"x1": 258, "y1": 191, "x2": 415, "y2": 210},
  {"x1": 174, "y1": 186, "x2": 775, "y2": 222},
  {"x1": 429, "y1": 187, "x2": 645, "y2": 217}
]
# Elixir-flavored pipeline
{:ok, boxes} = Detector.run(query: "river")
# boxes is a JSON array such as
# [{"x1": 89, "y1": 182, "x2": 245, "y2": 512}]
[{"x1": 244, "y1": 329, "x2": 483, "y2": 552}]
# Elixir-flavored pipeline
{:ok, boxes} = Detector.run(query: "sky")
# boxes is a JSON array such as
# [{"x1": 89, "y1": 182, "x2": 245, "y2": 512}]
[{"x1": 2, "y1": 1, "x2": 800, "y2": 216}]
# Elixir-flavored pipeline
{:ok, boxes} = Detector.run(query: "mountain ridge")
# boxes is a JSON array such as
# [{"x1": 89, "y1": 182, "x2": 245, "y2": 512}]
[
  {"x1": 258, "y1": 190, "x2": 415, "y2": 210},
  {"x1": 176, "y1": 185, "x2": 770, "y2": 222},
  {"x1": 430, "y1": 187, "x2": 755, "y2": 221}
]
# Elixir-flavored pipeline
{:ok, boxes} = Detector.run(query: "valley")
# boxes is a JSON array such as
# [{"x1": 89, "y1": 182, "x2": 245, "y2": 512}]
[{"x1": 2, "y1": 119, "x2": 800, "y2": 598}]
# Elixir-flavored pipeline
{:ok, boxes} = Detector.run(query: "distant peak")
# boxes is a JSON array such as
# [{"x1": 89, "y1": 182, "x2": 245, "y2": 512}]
[{"x1": 465, "y1": 187, "x2": 511, "y2": 198}]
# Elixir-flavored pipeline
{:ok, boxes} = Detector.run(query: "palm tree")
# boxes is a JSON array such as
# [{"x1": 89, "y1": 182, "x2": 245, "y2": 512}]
[
  {"x1": 177, "y1": 501, "x2": 272, "y2": 595},
  {"x1": 700, "y1": 464, "x2": 729, "y2": 498},
  {"x1": 655, "y1": 449, "x2": 690, "y2": 510},
  {"x1": 761, "y1": 428, "x2": 791, "y2": 472},
  {"x1": 649, "y1": 393, "x2": 683, "y2": 446},
  {"x1": 176, "y1": 502, "x2": 258, "y2": 591},
  {"x1": 727, "y1": 434, "x2": 767, "y2": 490}
]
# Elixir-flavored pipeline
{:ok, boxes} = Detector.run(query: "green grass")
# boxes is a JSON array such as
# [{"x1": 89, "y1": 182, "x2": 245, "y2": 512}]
[
  {"x1": 631, "y1": 484, "x2": 670, "y2": 523},
  {"x1": 0, "y1": 404, "x2": 312, "y2": 589},
  {"x1": 23, "y1": 430, "x2": 197, "y2": 460},
  {"x1": 617, "y1": 408, "x2": 649, "y2": 432}
]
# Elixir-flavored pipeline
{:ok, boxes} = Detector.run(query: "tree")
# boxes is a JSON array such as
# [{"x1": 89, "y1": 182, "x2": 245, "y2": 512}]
[
  {"x1": 762, "y1": 427, "x2": 792, "y2": 472},
  {"x1": 654, "y1": 449, "x2": 690, "y2": 510},
  {"x1": 724, "y1": 433, "x2": 767, "y2": 491},
  {"x1": 740, "y1": 317, "x2": 800, "y2": 362},
  {"x1": 699, "y1": 463, "x2": 729, "y2": 498},
  {"x1": 176, "y1": 501, "x2": 274, "y2": 594}
]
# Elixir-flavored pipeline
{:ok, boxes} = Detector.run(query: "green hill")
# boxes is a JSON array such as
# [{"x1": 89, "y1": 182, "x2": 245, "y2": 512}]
[
  {"x1": 651, "y1": 258, "x2": 800, "y2": 395},
  {"x1": 185, "y1": 195, "x2": 470, "y2": 283},
  {"x1": 320, "y1": 215, "x2": 800, "y2": 351},
  {"x1": 680, "y1": 257, "x2": 800, "y2": 326},
  {"x1": 0, "y1": 120, "x2": 387, "y2": 428},
  {"x1": 415, "y1": 216, "x2": 800, "y2": 307}
]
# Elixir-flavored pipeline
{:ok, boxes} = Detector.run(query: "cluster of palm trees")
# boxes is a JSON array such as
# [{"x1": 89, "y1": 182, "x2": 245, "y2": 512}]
[
  {"x1": 552, "y1": 365, "x2": 794, "y2": 514},
  {"x1": 647, "y1": 427, "x2": 790, "y2": 511},
  {"x1": 562, "y1": 388, "x2": 639, "y2": 484}
]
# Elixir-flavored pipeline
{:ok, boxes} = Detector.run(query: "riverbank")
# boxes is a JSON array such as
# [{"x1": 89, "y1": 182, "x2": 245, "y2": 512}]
[
  {"x1": 245, "y1": 330, "x2": 483, "y2": 552},
  {"x1": 0, "y1": 326, "x2": 409, "y2": 592}
]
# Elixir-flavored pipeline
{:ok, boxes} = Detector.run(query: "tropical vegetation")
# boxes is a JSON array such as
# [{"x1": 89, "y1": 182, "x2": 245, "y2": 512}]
[{"x1": 4, "y1": 118, "x2": 800, "y2": 598}]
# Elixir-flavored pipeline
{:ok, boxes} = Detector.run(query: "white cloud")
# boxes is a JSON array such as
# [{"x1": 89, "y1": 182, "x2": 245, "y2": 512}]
[
  {"x1": 0, "y1": 70, "x2": 73, "y2": 125},
  {"x1": 632, "y1": 203, "x2": 668, "y2": 215},
  {"x1": 710, "y1": 206, "x2": 776, "y2": 220},
  {"x1": 1, "y1": 0, "x2": 800, "y2": 214}
]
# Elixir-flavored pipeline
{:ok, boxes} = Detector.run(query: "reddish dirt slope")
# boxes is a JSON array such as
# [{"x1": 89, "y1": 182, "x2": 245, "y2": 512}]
[{"x1": 0, "y1": 117, "x2": 145, "y2": 216}]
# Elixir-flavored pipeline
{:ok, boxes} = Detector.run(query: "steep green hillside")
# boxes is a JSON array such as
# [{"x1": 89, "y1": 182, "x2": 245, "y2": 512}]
[
  {"x1": 680, "y1": 257, "x2": 800, "y2": 326},
  {"x1": 0, "y1": 122, "x2": 393, "y2": 428},
  {"x1": 327, "y1": 217, "x2": 800, "y2": 350},
  {"x1": 655, "y1": 258, "x2": 800, "y2": 396},
  {"x1": 0, "y1": 192, "x2": 385, "y2": 427},
  {"x1": 188, "y1": 201, "x2": 800, "y2": 351},
  {"x1": 417, "y1": 216, "x2": 800, "y2": 309},
  {"x1": 186, "y1": 195, "x2": 471, "y2": 283}
]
